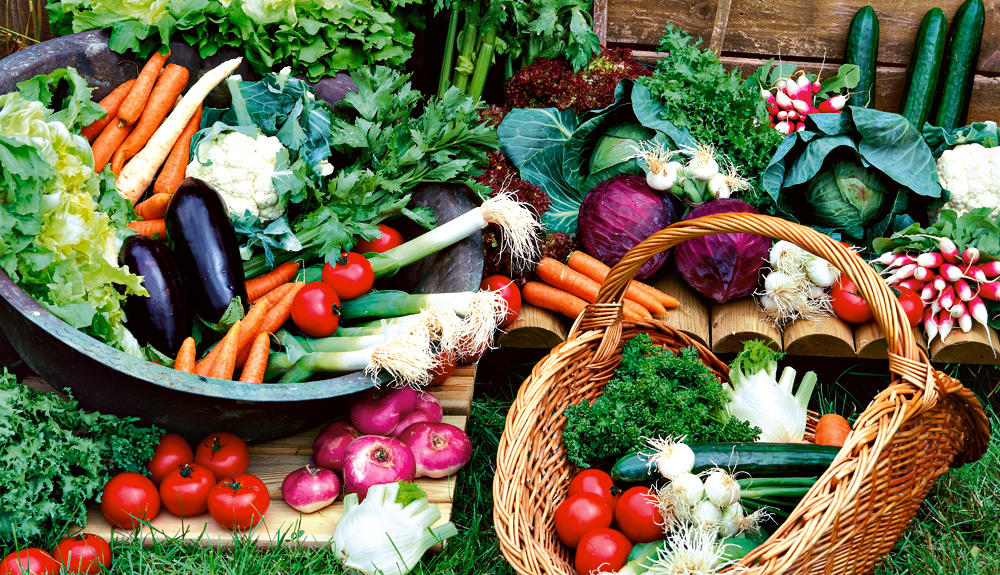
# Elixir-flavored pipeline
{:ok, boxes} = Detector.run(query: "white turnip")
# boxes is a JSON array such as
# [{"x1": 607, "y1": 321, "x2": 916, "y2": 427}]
[
  {"x1": 349, "y1": 387, "x2": 419, "y2": 436},
  {"x1": 313, "y1": 420, "x2": 361, "y2": 473},
  {"x1": 282, "y1": 465, "x2": 341, "y2": 513},
  {"x1": 397, "y1": 422, "x2": 473, "y2": 479},
  {"x1": 342, "y1": 436, "x2": 416, "y2": 500},
  {"x1": 390, "y1": 392, "x2": 444, "y2": 437}
]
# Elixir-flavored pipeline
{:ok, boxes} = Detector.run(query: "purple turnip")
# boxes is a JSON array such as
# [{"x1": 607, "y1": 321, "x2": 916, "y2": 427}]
[
  {"x1": 390, "y1": 392, "x2": 444, "y2": 437},
  {"x1": 281, "y1": 465, "x2": 342, "y2": 513},
  {"x1": 342, "y1": 435, "x2": 416, "y2": 500},
  {"x1": 349, "y1": 387, "x2": 419, "y2": 436},
  {"x1": 313, "y1": 420, "x2": 361, "y2": 473},
  {"x1": 397, "y1": 422, "x2": 473, "y2": 479}
]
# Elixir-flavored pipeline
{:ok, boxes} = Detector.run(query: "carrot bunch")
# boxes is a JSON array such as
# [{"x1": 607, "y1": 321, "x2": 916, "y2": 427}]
[{"x1": 524, "y1": 251, "x2": 679, "y2": 321}]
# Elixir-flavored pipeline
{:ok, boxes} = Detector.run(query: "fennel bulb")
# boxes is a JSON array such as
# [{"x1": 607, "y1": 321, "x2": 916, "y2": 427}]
[
  {"x1": 331, "y1": 482, "x2": 458, "y2": 575},
  {"x1": 725, "y1": 340, "x2": 817, "y2": 443}
]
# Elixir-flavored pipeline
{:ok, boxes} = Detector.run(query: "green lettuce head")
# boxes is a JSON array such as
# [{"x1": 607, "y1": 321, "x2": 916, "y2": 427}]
[
  {"x1": 589, "y1": 122, "x2": 654, "y2": 174},
  {"x1": 803, "y1": 155, "x2": 890, "y2": 240}
]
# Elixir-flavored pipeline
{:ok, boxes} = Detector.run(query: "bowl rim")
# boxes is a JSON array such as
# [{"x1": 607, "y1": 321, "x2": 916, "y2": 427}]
[{"x1": 0, "y1": 266, "x2": 381, "y2": 402}]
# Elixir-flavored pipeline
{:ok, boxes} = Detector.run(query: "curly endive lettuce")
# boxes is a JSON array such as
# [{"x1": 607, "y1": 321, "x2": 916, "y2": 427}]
[{"x1": 0, "y1": 69, "x2": 146, "y2": 354}]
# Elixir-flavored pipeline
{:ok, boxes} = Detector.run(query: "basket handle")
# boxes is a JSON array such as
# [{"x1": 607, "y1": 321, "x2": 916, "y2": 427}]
[{"x1": 582, "y1": 212, "x2": 937, "y2": 398}]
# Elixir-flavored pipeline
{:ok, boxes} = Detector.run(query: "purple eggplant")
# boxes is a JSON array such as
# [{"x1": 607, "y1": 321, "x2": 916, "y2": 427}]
[
  {"x1": 165, "y1": 178, "x2": 248, "y2": 322},
  {"x1": 119, "y1": 235, "x2": 193, "y2": 354}
]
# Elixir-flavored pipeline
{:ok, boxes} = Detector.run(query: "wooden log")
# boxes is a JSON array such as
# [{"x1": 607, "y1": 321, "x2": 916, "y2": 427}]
[
  {"x1": 782, "y1": 316, "x2": 856, "y2": 357},
  {"x1": 855, "y1": 320, "x2": 929, "y2": 359},
  {"x1": 930, "y1": 323, "x2": 1000, "y2": 365},
  {"x1": 651, "y1": 274, "x2": 710, "y2": 346},
  {"x1": 711, "y1": 298, "x2": 780, "y2": 353},
  {"x1": 497, "y1": 303, "x2": 569, "y2": 349}
]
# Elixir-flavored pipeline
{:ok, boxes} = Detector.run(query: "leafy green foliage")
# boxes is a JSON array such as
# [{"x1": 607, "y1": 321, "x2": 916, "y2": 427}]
[
  {"x1": 638, "y1": 23, "x2": 783, "y2": 213},
  {"x1": 561, "y1": 334, "x2": 760, "y2": 468},
  {"x1": 0, "y1": 369, "x2": 162, "y2": 549},
  {"x1": 923, "y1": 121, "x2": 999, "y2": 157}
]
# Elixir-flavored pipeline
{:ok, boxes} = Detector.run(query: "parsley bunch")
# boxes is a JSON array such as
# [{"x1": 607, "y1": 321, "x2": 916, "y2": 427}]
[
  {"x1": 562, "y1": 335, "x2": 759, "y2": 468},
  {"x1": 638, "y1": 23, "x2": 783, "y2": 213},
  {"x1": 0, "y1": 369, "x2": 162, "y2": 549}
]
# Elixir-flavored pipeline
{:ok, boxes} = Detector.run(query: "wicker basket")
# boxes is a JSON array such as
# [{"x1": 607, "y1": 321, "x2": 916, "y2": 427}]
[{"x1": 494, "y1": 213, "x2": 991, "y2": 575}]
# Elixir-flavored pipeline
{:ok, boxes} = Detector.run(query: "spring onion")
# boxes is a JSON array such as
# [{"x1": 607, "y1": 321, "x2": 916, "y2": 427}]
[
  {"x1": 275, "y1": 332, "x2": 438, "y2": 386},
  {"x1": 703, "y1": 468, "x2": 740, "y2": 508},
  {"x1": 641, "y1": 436, "x2": 695, "y2": 481}
]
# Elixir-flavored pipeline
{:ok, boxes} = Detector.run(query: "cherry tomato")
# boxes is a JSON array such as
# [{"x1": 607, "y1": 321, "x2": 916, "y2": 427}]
[
  {"x1": 291, "y1": 281, "x2": 342, "y2": 337},
  {"x1": 894, "y1": 287, "x2": 924, "y2": 328},
  {"x1": 554, "y1": 493, "x2": 613, "y2": 548},
  {"x1": 100, "y1": 472, "x2": 160, "y2": 529},
  {"x1": 207, "y1": 474, "x2": 271, "y2": 531},
  {"x1": 428, "y1": 350, "x2": 457, "y2": 386},
  {"x1": 321, "y1": 252, "x2": 374, "y2": 301},
  {"x1": 0, "y1": 550, "x2": 60, "y2": 575},
  {"x1": 568, "y1": 469, "x2": 619, "y2": 510},
  {"x1": 614, "y1": 486, "x2": 661, "y2": 543},
  {"x1": 479, "y1": 275, "x2": 522, "y2": 327},
  {"x1": 147, "y1": 432, "x2": 194, "y2": 485},
  {"x1": 159, "y1": 463, "x2": 216, "y2": 516},
  {"x1": 52, "y1": 534, "x2": 111, "y2": 574},
  {"x1": 831, "y1": 276, "x2": 873, "y2": 324},
  {"x1": 356, "y1": 224, "x2": 404, "y2": 254},
  {"x1": 574, "y1": 528, "x2": 632, "y2": 575},
  {"x1": 194, "y1": 432, "x2": 249, "y2": 480}
]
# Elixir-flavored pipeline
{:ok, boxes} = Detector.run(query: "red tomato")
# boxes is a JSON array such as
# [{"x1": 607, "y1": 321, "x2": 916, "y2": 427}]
[
  {"x1": 356, "y1": 224, "x2": 404, "y2": 254},
  {"x1": 100, "y1": 473, "x2": 160, "y2": 529},
  {"x1": 159, "y1": 463, "x2": 216, "y2": 516},
  {"x1": 568, "y1": 469, "x2": 619, "y2": 510},
  {"x1": 0, "y1": 550, "x2": 60, "y2": 575},
  {"x1": 553, "y1": 493, "x2": 613, "y2": 548},
  {"x1": 614, "y1": 486, "x2": 661, "y2": 543},
  {"x1": 291, "y1": 281, "x2": 342, "y2": 337},
  {"x1": 321, "y1": 252, "x2": 374, "y2": 301},
  {"x1": 147, "y1": 432, "x2": 194, "y2": 485},
  {"x1": 894, "y1": 287, "x2": 924, "y2": 328},
  {"x1": 479, "y1": 275, "x2": 522, "y2": 327},
  {"x1": 831, "y1": 276, "x2": 873, "y2": 324},
  {"x1": 574, "y1": 528, "x2": 632, "y2": 575},
  {"x1": 52, "y1": 534, "x2": 111, "y2": 574},
  {"x1": 428, "y1": 350, "x2": 457, "y2": 386},
  {"x1": 207, "y1": 474, "x2": 271, "y2": 531},
  {"x1": 194, "y1": 432, "x2": 249, "y2": 480}
]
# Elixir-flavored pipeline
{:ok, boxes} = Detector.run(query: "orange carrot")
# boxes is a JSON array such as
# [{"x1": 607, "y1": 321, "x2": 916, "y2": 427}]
[
  {"x1": 535, "y1": 258, "x2": 651, "y2": 321},
  {"x1": 255, "y1": 281, "x2": 295, "y2": 308},
  {"x1": 522, "y1": 281, "x2": 589, "y2": 320},
  {"x1": 208, "y1": 320, "x2": 241, "y2": 380},
  {"x1": 247, "y1": 262, "x2": 301, "y2": 302},
  {"x1": 92, "y1": 119, "x2": 133, "y2": 173},
  {"x1": 134, "y1": 193, "x2": 173, "y2": 221},
  {"x1": 194, "y1": 299, "x2": 270, "y2": 373},
  {"x1": 567, "y1": 251, "x2": 679, "y2": 311},
  {"x1": 258, "y1": 281, "x2": 305, "y2": 334},
  {"x1": 118, "y1": 50, "x2": 170, "y2": 125},
  {"x1": 128, "y1": 218, "x2": 166, "y2": 238},
  {"x1": 153, "y1": 104, "x2": 202, "y2": 196},
  {"x1": 238, "y1": 332, "x2": 271, "y2": 383},
  {"x1": 111, "y1": 64, "x2": 190, "y2": 174},
  {"x1": 82, "y1": 80, "x2": 135, "y2": 142},
  {"x1": 174, "y1": 337, "x2": 197, "y2": 373}
]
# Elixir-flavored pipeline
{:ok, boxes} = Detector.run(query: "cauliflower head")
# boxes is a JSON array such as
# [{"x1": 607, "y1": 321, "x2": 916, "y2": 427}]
[
  {"x1": 186, "y1": 131, "x2": 287, "y2": 221},
  {"x1": 937, "y1": 143, "x2": 1000, "y2": 215}
]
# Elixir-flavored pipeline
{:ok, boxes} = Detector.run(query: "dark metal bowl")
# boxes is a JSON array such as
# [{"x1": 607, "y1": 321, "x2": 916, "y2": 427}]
[{"x1": 0, "y1": 33, "x2": 483, "y2": 442}]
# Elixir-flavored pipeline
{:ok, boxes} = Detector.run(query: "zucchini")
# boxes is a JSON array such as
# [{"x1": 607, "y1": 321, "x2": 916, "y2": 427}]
[
  {"x1": 933, "y1": 0, "x2": 985, "y2": 129},
  {"x1": 611, "y1": 443, "x2": 841, "y2": 486},
  {"x1": 844, "y1": 6, "x2": 880, "y2": 108},
  {"x1": 899, "y1": 8, "x2": 948, "y2": 128}
]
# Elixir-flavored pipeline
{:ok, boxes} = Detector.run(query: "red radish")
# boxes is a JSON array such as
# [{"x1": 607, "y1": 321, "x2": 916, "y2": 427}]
[
  {"x1": 980, "y1": 281, "x2": 1000, "y2": 301},
  {"x1": 877, "y1": 251, "x2": 898, "y2": 266},
  {"x1": 397, "y1": 422, "x2": 473, "y2": 479},
  {"x1": 933, "y1": 276, "x2": 947, "y2": 292},
  {"x1": 817, "y1": 94, "x2": 847, "y2": 113},
  {"x1": 897, "y1": 278, "x2": 924, "y2": 291},
  {"x1": 796, "y1": 74, "x2": 812, "y2": 93},
  {"x1": 883, "y1": 253, "x2": 915, "y2": 270},
  {"x1": 916, "y1": 252, "x2": 944, "y2": 268},
  {"x1": 281, "y1": 465, "x2": 341, "y2": 513},
  {"x1": 777, "y1": 110, "x2": 789, "y2": 121},
  {"x1": 342, "y1": 436, "x2": 416, "y2": 500},
  {"x1": 390, "y1": 391, "x2": 444, "y2": 437},
  {"x1": 940, "y1": 263, "x2": 963, "y2": 283},
  {"x1": 962, "y1": 247, "x2": 980, "y2": 266},
  {"x1": 920, "y1": 283, "x2": 937, "y2": 302},
  {"x1": 812, "y1": 80, "x2": 822, "y2": 94},
  {"x1": 888, "y1": 263, "x2": 917, "y2": 283},
  {"x1": 761, "y1": 88, "x2": 777, "y2": 106},
  {"x1": 795, "y1": 122, "x2": 807, "y2": 132},
  {"x1": 767, "y1": 104, "x2": 778, "y2": 116},
  {"x1": 954, "y1": 279, "x2": 974, "y2": 302},
  {"x1": 312, "y1": 420, "x2": 361, "y2": 473},
  {"x1": 969, "y1": 295, "x2": 990, "y2": 326},
  {"x1": 912, "y1": 266, "x2": 932, "y2": 282},
  {"x1": 978, "y1": 261, "x2": 1000, "y2": 278},
  {"x1": 775, "y1": 89, "x2": 793, "y2": 110},
  {"x1": 349, "y1": 387, "x2": 419, "y2": 436},
  {"x1": 774, "y1": 121, "x2": 793, "y2": 135},
  {"x1": 924, "y1": 308, "x2": 939, "y2": 342},
  {"x1": 787, "y1": 110, "x2": 800, "y2": 121},
  {"x1": 791, "y1": 99, "x2": 818, "y2": 115},
  {"x1": 938, "y1": 311, "x2": 954, "y2": 341},
  {"x1": 939, "y1": 285, "x2": 957, "y2": 311},
  {"x1": 938, "y1": 237, "x2": 960, "y2": 263}
]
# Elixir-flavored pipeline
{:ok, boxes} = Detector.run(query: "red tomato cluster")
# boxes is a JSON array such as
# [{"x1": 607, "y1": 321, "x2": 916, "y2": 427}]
[
  {"x1": 554, "y1": 470, "x2": 662, "y2": 574},
  {"x1": 0, "y1": 534, "x2": 110, "y2": 575},
  {"x1": 100, "y1": 431, "x2": 269, "y2": 535}
]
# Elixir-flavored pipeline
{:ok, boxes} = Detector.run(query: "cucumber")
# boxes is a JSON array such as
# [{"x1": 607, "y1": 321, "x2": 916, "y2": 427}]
[
  {"x1": 933, "y1": 0, "x2": 985, "y2": 129},
  {"x1": 719, "y1": 533, "x2": 769, "y2": 563},
  {"x1": 611, "y1": 443, "x2": 841, "y2": 486},
  {"x1": 899, "y1": 8, "x2": 948, "y2": 128},
  {"x1": 844, "y1": 6, "x2": 880, "y2": 108}
]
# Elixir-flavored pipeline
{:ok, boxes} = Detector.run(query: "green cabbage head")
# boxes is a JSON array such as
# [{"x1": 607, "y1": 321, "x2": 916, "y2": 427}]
[{"x1": 803, "y1": 156, "x2": 890, "y2": 239}]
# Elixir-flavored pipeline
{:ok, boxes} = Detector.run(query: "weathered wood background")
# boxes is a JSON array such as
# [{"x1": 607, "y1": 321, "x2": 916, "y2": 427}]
[
  {"x1": 1, "y1": 0, "x2": 48, "y2": 57},
  {"x1": 593, "y1": 0, "x2": 1000, "y2": 121}
]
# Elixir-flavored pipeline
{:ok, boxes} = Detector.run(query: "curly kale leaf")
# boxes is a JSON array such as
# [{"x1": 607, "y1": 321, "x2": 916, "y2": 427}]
[{"x1": 561, "y1": 334, "x2": 759, "y2": 468}]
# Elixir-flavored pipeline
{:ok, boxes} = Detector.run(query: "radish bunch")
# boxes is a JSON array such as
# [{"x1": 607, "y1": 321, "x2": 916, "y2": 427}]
[
  {"x1": 879, "y1": 239, "x2": 999, "y2": 343},
  {"x1": 762, "y1": 71, "x2": 848, "y2": 135}
]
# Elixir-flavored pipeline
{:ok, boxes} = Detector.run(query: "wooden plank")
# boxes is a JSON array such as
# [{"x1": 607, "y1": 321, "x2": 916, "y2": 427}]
[
  {"x1": 708, "y1": 0, "x2": 733, "y2": 55},
  {"x1": 652, "y1": 274, "x2": 710, "y2": 347},
  {"x1": 711, "y1": 298, "x2": 780, "y2": 353},
  {"x1": 498, "y1": 303, "x2": 569, "y2": 349},
  {"x1": 929, "y1": 323, "x2": 1000, "y2": 364},
  {"x1": 592, "y1": 0, "x2": 609, "y2": 44},
  {"x1": 604, "y1": 0, "x2": 720, "y2": 48},
  {"x1": 782, "y1": 316, "x2": 856, "y2": 357}
]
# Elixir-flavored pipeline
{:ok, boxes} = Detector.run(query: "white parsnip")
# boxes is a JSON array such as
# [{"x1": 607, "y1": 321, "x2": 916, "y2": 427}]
[{"x1": 116, "y1": 57, "x2": 243, "y2": 204}]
